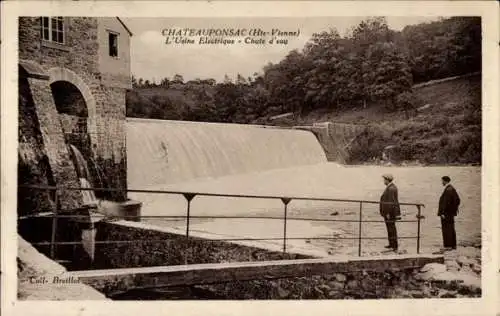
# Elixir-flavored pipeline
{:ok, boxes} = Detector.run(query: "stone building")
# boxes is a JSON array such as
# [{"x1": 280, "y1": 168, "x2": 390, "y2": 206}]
[
  {"x1": 18, "y1": 17, "x2": 132, "y2": 216},
  {"x1": 18, "y1": 17, "x2": 133, "y2": 267}
]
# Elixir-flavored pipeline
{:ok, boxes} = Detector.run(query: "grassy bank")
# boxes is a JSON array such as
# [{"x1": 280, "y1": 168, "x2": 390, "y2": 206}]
[{"x1": 288, "y1": 74, "x2": 481, "y2": 165}]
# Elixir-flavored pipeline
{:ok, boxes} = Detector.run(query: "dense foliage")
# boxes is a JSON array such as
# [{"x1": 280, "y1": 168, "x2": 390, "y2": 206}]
[
  {"x1": 127, "y1": 17, "x2": 480, "y2": 123},
  {"x1": 126, "y1": 17, "x2": 481, "y2": 164}
]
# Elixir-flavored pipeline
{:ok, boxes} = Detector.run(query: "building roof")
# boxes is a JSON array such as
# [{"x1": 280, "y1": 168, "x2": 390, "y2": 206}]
[{"x1": 116, "y1": 17, "x2": 133, "y2": 37}]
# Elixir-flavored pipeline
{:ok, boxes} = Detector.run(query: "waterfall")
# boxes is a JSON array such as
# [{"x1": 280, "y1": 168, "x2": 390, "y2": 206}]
[
  {"x1": 67, "y1": 144, "x2": 98, "y2": 206},
  {"x1": 65, "y1": 144, "x2": 102, "y2": 265},
  {"x1": 68, "y1": 144, "x2": 91, "y2": 180},
  {"x1": 79, "y1": 178, "x2": 98, "y2": 206},
  {"x1": 127, "y1": 118, "x2": 328, "y2": 189}
]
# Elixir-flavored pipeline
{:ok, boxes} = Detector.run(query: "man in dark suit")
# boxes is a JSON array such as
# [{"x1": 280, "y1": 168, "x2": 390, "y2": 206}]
[
  {"x1": 380, "y1": 174, "x2": 401, "y2": 251},
  {"x1": 438, "y1": 176, "x2": 460, "y2": 251}
]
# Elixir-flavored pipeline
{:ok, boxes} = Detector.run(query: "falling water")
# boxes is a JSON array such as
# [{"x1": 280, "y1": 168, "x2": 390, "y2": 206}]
[
  {"x1": 67, "y1": 144, "x2": 99, "y2": 205},
  {"x1": 79, "y1": 178, "x2": 98, "y2": 206},
  {"x1": 68, "y1": 144, "x2": 91, "y2": 180},
  {"x1": 126, "y1": 118, "x2": 328, "y2": 189}
]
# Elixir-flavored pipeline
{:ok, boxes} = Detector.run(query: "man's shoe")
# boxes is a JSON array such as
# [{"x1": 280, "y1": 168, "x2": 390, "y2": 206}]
[{"x1": 384, "y1": 245, "x2": 393, "y2": 249}]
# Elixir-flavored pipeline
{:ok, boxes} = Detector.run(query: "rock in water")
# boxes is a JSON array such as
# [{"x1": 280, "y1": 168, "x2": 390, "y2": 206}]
[
  {"x1": 420, "y1": 263, "x2": 447, "y2": 273},
  {"x1": 456, "y1": 255, "x2": 474, "y2": 268},
  {"x1": 456, "y1": 272, "x2": 481, "y2": 289},
  {"x1": 417, "y1": 263, "x2": 447, "y2": 281},
  {"x1": 327, "y1": 281, "x2": 345, "y2": 291},
  {"x1": 277, "y1": 286, "x2": 290, "y2": 299},
  {"x1": 471, "y1": 263, "x2": 481, "y2": 274},
  {"x1": 445, "y1": 259, "x2": 461, "y2": 272},
  {"x1": 334, "y1": 273, "x2": 347, "y2": 283},
  {"x1": 432, "y1": 271, "x2": 462, "y2": 282},
  {"x1": 440, "y1": 292, "x2": 457, "y2": 298}
]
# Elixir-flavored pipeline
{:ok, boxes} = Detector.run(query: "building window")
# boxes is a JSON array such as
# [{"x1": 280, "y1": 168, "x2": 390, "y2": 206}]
[
  {"x1": 109, "y1": 32, "x2": 118, "y2": 57},
  {"x1": 41, "y1": 17, "x2": 65, "y2": 44}
]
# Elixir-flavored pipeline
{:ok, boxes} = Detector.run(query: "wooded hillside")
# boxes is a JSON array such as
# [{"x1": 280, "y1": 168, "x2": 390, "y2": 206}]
[{"x1": 126, "y1": 17, "x2": 481, "y2": 164}]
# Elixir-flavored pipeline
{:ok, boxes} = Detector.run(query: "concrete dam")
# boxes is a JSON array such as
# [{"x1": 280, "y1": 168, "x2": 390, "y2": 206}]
[
  {"x1": 126, "y1": 118, "x2": 328, "y2": 189},
  {"x1": 125, "y1": 118, "x2": 343, "y2": 256}
]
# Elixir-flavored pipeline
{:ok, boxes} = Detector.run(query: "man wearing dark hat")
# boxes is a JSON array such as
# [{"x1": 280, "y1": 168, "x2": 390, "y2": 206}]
[
  {"x1": 438, "y1": 176, "x2": 460, "y2": 251},
  {"x1": 380, "y1": 174, "x2": 401, "y2": 251}
]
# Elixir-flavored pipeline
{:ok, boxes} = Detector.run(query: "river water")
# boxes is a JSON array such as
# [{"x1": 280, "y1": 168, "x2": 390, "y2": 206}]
[
  {"x1": 129, "y1": 163, "x2": 480, "y2": 256},
  {"x1": 118, "y1": 119, "x2": 482, "y2": 300}
]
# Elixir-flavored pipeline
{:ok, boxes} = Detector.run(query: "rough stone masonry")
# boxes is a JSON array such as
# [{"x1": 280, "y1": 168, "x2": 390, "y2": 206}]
[{"x1": 18, "y1": 17, "x2": 131, "y2": 205}]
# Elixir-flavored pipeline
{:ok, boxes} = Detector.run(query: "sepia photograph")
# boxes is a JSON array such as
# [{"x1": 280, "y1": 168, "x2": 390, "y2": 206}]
[{"x1": 1, "y1": 1, "x2": 499, "y2": 316}]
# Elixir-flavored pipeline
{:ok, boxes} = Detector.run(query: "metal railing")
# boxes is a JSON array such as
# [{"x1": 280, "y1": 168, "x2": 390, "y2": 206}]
[{"x1": 18, "y1": 184, "x2": 425, "y2": 259}]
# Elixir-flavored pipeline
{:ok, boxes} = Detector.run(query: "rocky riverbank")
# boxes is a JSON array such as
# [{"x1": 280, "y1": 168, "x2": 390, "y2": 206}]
[{"x1": 113, "y1": 246, "x2": 481, "y2": 300}]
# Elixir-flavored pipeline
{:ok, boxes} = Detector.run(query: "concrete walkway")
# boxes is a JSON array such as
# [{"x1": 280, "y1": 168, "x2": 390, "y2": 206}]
[{"x1": 17, "y1": 236, "x2": 108, "y2": 300}]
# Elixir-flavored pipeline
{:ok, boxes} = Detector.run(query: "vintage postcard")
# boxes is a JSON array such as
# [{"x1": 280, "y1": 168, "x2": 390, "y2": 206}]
[{"x1": 1, "y1": 1, "x2": 499, "y2": 316}]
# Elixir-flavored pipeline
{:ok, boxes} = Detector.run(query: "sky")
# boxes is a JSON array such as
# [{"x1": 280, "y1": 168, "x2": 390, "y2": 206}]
[{"x1": 123, "y1": 16, "x2": 440, "y2": 83}]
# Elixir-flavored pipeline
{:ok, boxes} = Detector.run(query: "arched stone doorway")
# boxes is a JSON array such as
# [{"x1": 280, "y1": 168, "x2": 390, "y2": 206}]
[
  {"x1": 50, "y1": 80, "x2": 89, "y2": 153},
  {"x1": 47, "y1": 68, "x2": 98, "y2": 152},
  {"x1": 49, "y1": 80, "x2": 106, "y2": 199}
]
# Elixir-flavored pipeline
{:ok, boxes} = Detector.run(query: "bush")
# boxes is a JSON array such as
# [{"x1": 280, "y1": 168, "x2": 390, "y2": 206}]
[
  {"x1": 395, "y1": 91, "x2": 424, "y2": 118},
  {"x1": 347, "y1": 125, "x2": 390, "y2": 163},
  {"x1": 433, "y1": 115, "x2": 451, "y2": 132}
]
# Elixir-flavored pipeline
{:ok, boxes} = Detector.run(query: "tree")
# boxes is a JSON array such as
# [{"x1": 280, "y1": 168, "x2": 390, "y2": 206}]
[
  {"x1": 172, "y1": 74, "x2": 184, "y2": 84},
  {"x1": 363, "y1": 41, "x2": 412, "y2": 109},
  {"x1": 402, "y1": 17, "x2": 481, "y2": 82},
  {"x1": 223, "y1": 74, "x2": 232, "y2": 84},
  {"x1": 160, "y1": 77, "x2": 170, "y2": 87},
  {"x1": 236, "y1": 73, "x2": 247, "y2": 85}
]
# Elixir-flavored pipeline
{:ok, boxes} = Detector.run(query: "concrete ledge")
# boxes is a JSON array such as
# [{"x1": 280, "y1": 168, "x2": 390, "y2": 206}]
[
  {"x1": 93, "y1": 220, "x2": 313, "y2": 270},
  {"x1": 18, "y1": 236, "x2": 108, "y2": 300},
  {"x1": 73, "y1": 254, "x2": 443, "y2": 296},
  {"x1": 108, "y1": 220, "x2": 328, "y2": 258},
  {"x1": 19, "y1": 60, "x2": 50, "y2": 80}
]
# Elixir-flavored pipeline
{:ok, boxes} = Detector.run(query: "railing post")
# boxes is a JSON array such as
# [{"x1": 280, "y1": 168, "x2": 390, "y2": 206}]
[
  {"x1": 50, "y1": 189, "x2": 58, "y2": 260},
  {"x1": 281, "y1": 198, "x2": 291, "y2": 253},
  {"x1": 183, "y1": 193, "x2": 196, "y2": 239},
  {"x1": 416, "y1": 205, "x2": 422, "y2": 254},
  {"x1": 358, "y1": 202, "x2": 363, "y2": 257}
]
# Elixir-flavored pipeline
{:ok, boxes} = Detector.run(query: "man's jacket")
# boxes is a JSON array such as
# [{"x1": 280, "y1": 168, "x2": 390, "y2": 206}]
[
  {"x1": 380, "y1": 182, "x2": 401, "y2": 217},
  {"x1": 438, "y1": 184, "x2": 460, "y2": 217}
]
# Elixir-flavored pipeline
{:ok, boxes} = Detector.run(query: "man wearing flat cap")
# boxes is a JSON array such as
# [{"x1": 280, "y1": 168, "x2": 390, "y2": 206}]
[
  {"x1": 380, "y1": 174, "x2": 401, "y2": 251},
  {"x1": 438, "y1": 176, "x2": 460, "y2": 251}
]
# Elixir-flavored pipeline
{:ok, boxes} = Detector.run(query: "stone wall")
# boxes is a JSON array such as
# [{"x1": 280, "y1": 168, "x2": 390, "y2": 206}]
[
  {"x1": 157, "y1": 267, "x2": 480, "y2": 300},
  {"x1": 18, "y1": 69, "x2": 82, "y2": 215},
  {"x1": 92, "y1": 221, "x2": 310, "y2": 269},
  {"x1": 79, "y1": 221, "x2": 472, "y2": 300},
  {"x1": 294, "y1": 122, "x2": 364, "y2": 163},
  {"x1": 19, "y1": 17, "x2": 129, "y2": 201}
]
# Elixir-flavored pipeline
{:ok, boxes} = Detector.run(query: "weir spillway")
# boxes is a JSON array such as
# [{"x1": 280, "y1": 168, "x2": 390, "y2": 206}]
[
  {"x1": 126, "y1": 118, "x2": 328, "y2": 189},
  {"x1": 125, "y1": 118, "x2": 344, "y2": 255}
]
